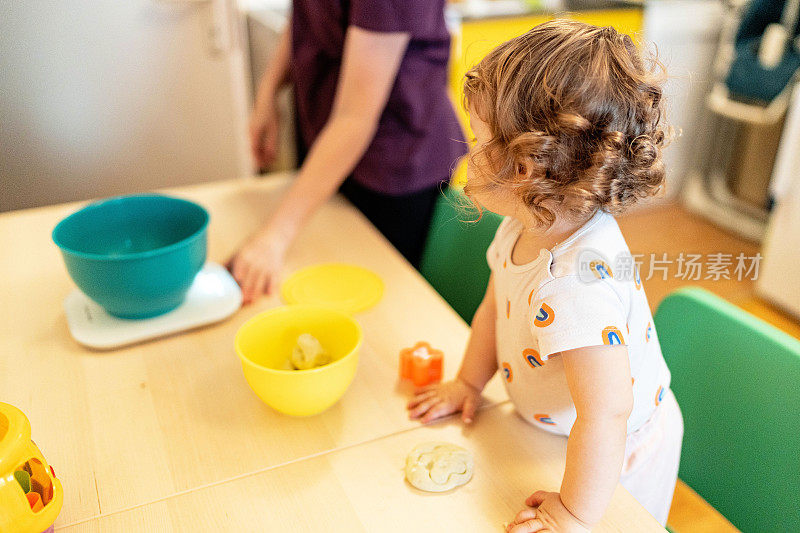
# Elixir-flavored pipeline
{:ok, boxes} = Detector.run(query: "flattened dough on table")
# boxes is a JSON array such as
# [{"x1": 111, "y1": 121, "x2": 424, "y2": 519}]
[{"x1": 405, "y1": 442, "x2": 474, "y2": 492}]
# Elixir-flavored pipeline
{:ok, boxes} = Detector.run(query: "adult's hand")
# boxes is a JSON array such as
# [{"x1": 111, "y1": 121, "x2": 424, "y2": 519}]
[
  {"x1": 249, "y1": 98, "x2": 280, "y2": 170},
  {"x1": 249, "y1": 27, "x2": 290, "y2": 170},
  {"x1": 228, "y1": 227, "x2": 289, "y2": 304}
]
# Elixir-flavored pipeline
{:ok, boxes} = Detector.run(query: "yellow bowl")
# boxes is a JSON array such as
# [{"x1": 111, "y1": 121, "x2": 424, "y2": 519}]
[{"x1": 235, "y1": 305, "x2": 362, "y2": 417}]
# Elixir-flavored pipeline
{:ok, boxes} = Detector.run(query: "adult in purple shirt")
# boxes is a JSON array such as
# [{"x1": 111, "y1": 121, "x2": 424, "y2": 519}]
[{"x1": 229, "y1": 0, "x2": 466, "y2": 303}]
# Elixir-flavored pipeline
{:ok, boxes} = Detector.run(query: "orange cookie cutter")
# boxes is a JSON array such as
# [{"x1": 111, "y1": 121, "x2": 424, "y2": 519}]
[{"x1": 400, "y1": 342, "x2": 443, "y2": 387}]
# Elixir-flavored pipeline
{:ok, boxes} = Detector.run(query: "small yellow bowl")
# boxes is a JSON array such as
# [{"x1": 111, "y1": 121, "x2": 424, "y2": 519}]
[{"x1": 235, "y1": 305, "x2": 362, "y2": 417}]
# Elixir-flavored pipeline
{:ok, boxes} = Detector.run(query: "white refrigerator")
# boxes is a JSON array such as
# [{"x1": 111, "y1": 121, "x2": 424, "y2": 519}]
[
  {"x1": 1, "y1": 0, "x2": 252, "y2": 212},
  {"x1": 757, "y1": 84, "x2": 800, "y2": 320}
]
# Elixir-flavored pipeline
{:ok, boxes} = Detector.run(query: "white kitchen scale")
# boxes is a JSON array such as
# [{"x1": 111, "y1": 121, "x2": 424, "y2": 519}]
[{"x1": 64, "y1": 262, "x2": 242, "y2": 349}]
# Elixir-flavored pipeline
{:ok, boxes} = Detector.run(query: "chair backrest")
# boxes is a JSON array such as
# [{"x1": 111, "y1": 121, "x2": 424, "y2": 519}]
[
  {"x1": 419, "y1": 187, "x2": 502, "y2": 323},
  {"x1": 654, "y1": 287, "x2": 800, "y2": 532}
]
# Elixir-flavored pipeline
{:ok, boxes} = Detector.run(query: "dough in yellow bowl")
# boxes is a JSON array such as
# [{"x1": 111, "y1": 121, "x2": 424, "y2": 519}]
[{"x1": 290, "y1": 333, "x2": 331, "y2": 370}]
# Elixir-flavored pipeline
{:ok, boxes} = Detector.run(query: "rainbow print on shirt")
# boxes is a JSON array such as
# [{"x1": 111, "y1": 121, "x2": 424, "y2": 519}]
[
  {"x1": 523, "y1": 348, "x2": 559, "y2": 368},
  {"x1": 533, "y1": 303, "x2": 554, "y2": 327},
  {"x1": 502, "y1": 362, "x2": 513, "y2": 383},
  {"x1": 534, "y1": 413, "x2": 556, "y2": 425},
  {"x1": 655, "y1": 385, "x2": 664, "y2": 406},
  {"x1": 523, "y1": 348, "x2": 544, "y2": 368},
  {"x1": 634, "y1": 265, "x2": 642, "y2": 290},
  {"x1": 646, "y1": 322, "x2": 653, "y2": 342},
  {"x1": 590, "y1": 260, "x2": 613, "y2": 280},
  {"x1": 602, "y1": 326, "x2": 625, "y2": 345}
]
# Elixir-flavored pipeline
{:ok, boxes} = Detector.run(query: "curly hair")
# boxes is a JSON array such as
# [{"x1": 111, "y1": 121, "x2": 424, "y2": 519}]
[{"x1": 463, "y1": 19, "x2": 669, "y2": 227}]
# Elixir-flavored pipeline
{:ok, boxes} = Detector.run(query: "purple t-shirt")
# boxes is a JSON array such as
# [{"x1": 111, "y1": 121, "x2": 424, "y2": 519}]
[{"x1": 291, "y1": 0, "x2": 467, "y2": 195}]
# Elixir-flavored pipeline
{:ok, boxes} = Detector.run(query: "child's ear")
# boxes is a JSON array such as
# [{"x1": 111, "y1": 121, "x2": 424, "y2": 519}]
[{"x1": 516, "y1": 158, "x2": 534, "y2": 180}]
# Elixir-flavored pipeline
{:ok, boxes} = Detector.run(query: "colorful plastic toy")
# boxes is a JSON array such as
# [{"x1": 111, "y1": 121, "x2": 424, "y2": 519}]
[
  {"x1": 400, "y1": 342, "x2": 443, "y2": 387},
  {"x1": 0, "y1": 403, "x2": 63, "y2": 533}
]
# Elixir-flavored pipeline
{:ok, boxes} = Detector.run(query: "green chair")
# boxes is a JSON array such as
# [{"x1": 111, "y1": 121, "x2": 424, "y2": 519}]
[
  {"x1": 419, "y1": 187, "x2": 502, "y2": 323},
  {"x1": 654, "y1": 287, "x2": 800, "y2": 532}
]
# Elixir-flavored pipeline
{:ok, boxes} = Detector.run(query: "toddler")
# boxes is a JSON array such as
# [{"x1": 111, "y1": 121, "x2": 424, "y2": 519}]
[{"x1": 408, "y1": 20, "x2": 683, "y2": 532}]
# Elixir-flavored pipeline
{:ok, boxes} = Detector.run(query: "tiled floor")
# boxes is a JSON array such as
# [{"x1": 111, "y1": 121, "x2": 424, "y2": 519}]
[{"x1": 616, "y1": 201, "x2": 799, "y2": 533}]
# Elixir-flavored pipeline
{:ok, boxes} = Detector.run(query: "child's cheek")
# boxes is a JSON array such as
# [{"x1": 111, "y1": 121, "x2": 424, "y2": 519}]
[
  {"x1": 465, "y1": 148, "x2": 489, "y2": 187},
  {"x1": 463, "y1": 161, "x2": 485, "y2": 202},
  {"x1": 465, "y1": 155, "x2": 477, "y2": 186}
]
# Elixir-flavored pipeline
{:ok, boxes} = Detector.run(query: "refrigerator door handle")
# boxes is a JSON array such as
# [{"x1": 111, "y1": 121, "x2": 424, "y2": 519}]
[
  {"x1": 153, "y1": 0, "x2": 231, "y2": 54},
  {"x1": 209, "y1": 0, "x2": 233, "y2": 54}
]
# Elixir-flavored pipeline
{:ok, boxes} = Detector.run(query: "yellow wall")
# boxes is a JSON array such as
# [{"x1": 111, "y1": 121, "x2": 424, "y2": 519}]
[{"x1": 448, "y1": 9, "x2": 643, "y2": 185}]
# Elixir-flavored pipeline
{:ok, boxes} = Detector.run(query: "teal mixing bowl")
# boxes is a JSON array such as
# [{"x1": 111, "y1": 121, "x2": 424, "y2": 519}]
[{"x1": 52, "y1": 194, "x2": 209, "y2": 319}]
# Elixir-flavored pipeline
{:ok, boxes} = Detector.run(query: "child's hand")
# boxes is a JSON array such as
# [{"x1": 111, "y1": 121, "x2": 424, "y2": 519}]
[
  {"x1": 506, "y1": 491, "x2": 591, "y2": 533},
  {"x1": 406, "y1": 378, "x2": 481, "y2": 424}
]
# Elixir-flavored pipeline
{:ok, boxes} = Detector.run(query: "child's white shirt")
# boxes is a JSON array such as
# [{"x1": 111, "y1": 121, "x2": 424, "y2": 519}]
[{"x1": 487, "y1": 210, "x2": 671, "y2": 436}]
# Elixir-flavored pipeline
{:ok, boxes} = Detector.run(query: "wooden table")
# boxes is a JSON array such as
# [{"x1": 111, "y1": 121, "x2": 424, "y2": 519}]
[{"x1": 0, "y1": 176, "x2": 663, "y2": 531}]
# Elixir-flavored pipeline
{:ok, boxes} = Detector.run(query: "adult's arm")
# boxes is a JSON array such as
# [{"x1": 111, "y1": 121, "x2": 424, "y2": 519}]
[{"x1": 232, "y1": 26, "x2": 410, "y2": 302}]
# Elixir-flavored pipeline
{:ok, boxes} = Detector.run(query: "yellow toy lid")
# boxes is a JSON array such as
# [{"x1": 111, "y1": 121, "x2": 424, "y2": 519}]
[{"x1": 281, "y1": 263, "x2": 384, "y2": 315}]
